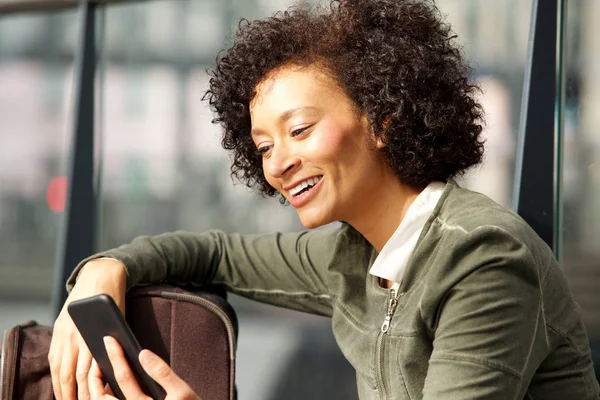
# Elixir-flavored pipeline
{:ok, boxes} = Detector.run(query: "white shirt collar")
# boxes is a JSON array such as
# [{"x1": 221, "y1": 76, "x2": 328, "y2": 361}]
[{"x1": 369, "y1": 181, "x2": 446, "y2": 287}]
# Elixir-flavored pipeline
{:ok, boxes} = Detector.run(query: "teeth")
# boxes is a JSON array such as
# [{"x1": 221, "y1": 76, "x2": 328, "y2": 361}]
[{"x1": 289, "y1": 176, "x2": 321, "y2": 196}]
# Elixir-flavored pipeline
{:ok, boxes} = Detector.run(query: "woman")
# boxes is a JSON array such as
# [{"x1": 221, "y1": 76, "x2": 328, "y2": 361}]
[{"x1": 49, "y1": 0, "x2": 599, "y2": 399}]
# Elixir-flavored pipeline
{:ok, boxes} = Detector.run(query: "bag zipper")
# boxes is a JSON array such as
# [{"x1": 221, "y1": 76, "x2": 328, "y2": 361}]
[
  {"x1": 0, "y1": 326, "x2": 19, "y2": 400},
  {"x1": 159, "y1": 292, "x2": 237, "y2": 360},
  {"x1": 376, "y1": 288, "x2": 399, "y2": 400}
]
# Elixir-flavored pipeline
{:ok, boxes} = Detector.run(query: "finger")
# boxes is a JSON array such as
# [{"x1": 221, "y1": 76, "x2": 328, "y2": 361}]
[
  {"x1": 48, "y1": 340, "x2": 64, "y2": 400},
  {"x1": 139, "y1": 349, "x2": 197, "y2": 398},
  {"x1": 89, "y1": 360, "x2": 118, "y2": 400},
  {"x1": 76, "y1": 340, "x2": 94, "y2": 400},
  {"x1": 89, "y1": 360, "x2": 106, "y2": 398},
  {"x1": 58, "y1": 340, "x2": 79, "y2": 400},
  {"x1": 104, "y1": 336, "x2": 148, "y2": 399}
]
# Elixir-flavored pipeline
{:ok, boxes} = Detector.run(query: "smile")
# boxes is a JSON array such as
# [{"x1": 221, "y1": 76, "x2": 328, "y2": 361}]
[
  {"x1": 288, "y1": 175, "x2": 323, "y2": 196},
  {"x1": 288, "y1": 175, "x2": 323, "y2": 208}
]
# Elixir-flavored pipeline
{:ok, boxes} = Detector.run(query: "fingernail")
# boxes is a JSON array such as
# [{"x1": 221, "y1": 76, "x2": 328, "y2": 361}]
[
  {"x1": 103, "y1": 336, "x2": 113, "y2": 351},
  {"x1": 139, "y1": 349, "x2": 156, "y2": 365}
]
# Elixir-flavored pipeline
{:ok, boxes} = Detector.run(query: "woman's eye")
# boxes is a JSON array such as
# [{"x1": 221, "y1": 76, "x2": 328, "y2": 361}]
[
  {"x1": 256, "y1": 145, "x2": 272, "y2": 157},
  {"x1": 291, "y1": 125, "x2": 311, "y2": 137}
]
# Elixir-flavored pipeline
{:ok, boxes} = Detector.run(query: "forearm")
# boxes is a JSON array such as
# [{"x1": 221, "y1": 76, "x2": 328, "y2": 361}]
[
  {"x1": 67, "y1": 230, "x2": 221, "y2": 292},
  {"x1": 66, "y1": 227, "x2": 341, "y2": 315}
]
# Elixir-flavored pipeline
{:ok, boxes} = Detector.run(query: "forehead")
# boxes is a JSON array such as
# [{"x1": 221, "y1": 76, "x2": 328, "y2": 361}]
[{"x1": 250, "y1": 65, "x2": 349, "y2": 114}]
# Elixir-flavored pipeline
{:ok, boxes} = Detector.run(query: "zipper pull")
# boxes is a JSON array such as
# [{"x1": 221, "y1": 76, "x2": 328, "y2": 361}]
[{"x1": 381, "y1": 289, "x2": 399, "y2": 334}]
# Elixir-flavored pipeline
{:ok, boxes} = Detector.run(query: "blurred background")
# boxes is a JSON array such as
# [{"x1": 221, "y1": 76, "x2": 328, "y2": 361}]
[{"x1": 0, "y1": 0, "x2": 598, "y2": 398}]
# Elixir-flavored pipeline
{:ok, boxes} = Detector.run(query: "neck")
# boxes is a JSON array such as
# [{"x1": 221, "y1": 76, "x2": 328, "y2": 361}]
[{"x1": 350, "y1": 177, "x2": 423, "y2": 253}]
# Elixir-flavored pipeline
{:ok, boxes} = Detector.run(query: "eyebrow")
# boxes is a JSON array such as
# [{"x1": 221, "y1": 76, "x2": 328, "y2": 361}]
[{"x1": 251, "y1": 106, "x2": 320, "y2": 136}]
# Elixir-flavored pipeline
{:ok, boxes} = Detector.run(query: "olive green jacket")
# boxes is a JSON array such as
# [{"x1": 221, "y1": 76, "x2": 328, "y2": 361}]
[{"x1": 68, "y1": 181, "x2": 599, "y2": 399}]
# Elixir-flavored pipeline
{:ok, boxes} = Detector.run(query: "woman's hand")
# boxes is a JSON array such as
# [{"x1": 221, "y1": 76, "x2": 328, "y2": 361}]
[
  {"x1": 89, "y1": 337, "x2": 200, "y2": 400},
  {"x1": 48, "y1": 258, "x2": 128, "y2": 400}
]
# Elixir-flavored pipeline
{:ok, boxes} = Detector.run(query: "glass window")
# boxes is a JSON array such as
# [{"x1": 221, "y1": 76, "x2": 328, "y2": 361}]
[
  {"x1": 0, "y1": 9, "x2": 77, "y2": 332},
  {"x1": 438, "y1": 0, "x2": 532, "y2": 208},
  {"x1": 560, "y1": 0, "x2": 600, "y2": 375}
]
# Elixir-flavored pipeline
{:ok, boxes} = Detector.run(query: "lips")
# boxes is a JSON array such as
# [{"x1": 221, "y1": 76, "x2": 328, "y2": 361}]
[
  {"x1": 288, "y1": 175, "x2": 323, "y2": 196},
  {"x1": 288, "y1": 176, "x2": 324, "y2": 208}
]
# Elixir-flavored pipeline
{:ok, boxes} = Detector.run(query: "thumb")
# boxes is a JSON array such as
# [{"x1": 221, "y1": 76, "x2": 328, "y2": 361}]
[{"x1": 139, "y1": 350, "x2": 197, "y2": 397}]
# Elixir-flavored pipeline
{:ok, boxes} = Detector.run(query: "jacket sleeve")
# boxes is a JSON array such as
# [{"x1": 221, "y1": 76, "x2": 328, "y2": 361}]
[
  {"x1": 66, "y1": 227, "x2": 344, "y2": 316},
  {"x1": 421, "y1": 227, "x2": 549, "y2": 399}
]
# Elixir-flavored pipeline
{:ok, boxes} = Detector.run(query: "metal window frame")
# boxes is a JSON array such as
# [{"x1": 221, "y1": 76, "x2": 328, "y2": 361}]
[
  {"x1": 50, "y1": 0, "x2": 98, "y2": 315},
  {"x1": 513, "y1": 0, "x2": 567, "y2": 256},
  {"x1": 0, "y1": 0, "x2": 139, "y2": 14}
]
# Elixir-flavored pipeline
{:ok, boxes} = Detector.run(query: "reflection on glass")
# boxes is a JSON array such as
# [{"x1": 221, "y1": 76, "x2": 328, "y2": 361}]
[
  {"x1": 561, "y1": 0, "x2": 600, "y2": 377},
  {"x1": 0, "y1": 10, "x2": 77, "y2": 331}
]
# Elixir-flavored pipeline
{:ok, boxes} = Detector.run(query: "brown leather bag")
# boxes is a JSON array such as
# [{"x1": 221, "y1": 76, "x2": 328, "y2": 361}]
[{"x1": 0, "y1": 285, "x2": 238, "y2": 400}]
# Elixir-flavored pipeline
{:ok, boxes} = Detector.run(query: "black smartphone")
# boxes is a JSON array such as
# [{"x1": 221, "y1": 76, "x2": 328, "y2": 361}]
[{"x1": 67, "y1": 294, "x2": 166, "y2": 400}]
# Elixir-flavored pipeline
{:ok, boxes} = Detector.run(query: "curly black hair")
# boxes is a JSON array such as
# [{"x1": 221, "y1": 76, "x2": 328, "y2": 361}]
[{"x1": 204, "y1": 0, "x2": 485, "y2": 198}]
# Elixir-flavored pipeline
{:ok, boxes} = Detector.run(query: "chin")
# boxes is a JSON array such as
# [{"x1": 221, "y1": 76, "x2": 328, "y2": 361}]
[{"x1": 297, "y1": 210, "x2": 333, "y2": 229}]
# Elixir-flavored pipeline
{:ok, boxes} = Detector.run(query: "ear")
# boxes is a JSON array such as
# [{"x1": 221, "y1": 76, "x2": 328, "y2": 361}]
[
  {"x1": 382, "y1": 115, "x2": 392, "y2": 131},
  {"x1": 372, "y1": 115, "x2": 391, "y2": 149},
  {"x1": 362, "y1": 112, "x2": 388, "y2": 149},
  {"x1": 373, "y1": 134, "x2": 386, "y2": 149}
]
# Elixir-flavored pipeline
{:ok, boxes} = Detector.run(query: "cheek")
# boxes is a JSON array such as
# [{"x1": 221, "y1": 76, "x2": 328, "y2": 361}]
[
  {"x1": 262, "y1": 161, "x2": 277, "y2": 188},
  {"x1": 307, "y1": 123, "x2": 355, "y2": 158}
]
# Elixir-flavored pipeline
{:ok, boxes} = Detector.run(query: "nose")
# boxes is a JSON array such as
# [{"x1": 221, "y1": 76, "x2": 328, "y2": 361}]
[{"x1": 264, "y1": 142, "x2": 300, "y2": 179}]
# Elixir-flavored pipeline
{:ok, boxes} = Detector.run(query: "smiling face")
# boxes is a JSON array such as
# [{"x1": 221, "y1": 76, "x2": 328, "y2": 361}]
[{"x1": 250, "y1": 65, "x2": 397, "y2": 229}]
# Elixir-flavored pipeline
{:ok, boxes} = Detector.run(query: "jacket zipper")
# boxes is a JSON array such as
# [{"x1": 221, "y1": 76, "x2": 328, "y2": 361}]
[
  {"x1": 376, "y1": 288, "x2": 399, "y2": 400},
  {"x1": 160, "y1": 292, "x2": 237, "y2": 360}
]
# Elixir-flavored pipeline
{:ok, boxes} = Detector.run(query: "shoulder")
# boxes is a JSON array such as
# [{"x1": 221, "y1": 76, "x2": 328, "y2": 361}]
[
  {"x1": 433, "y1": 181, "x2": 551, "y2": 257},
  {"x1": 414, "y1": 182, "x2": 557, "y2": 287}
]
